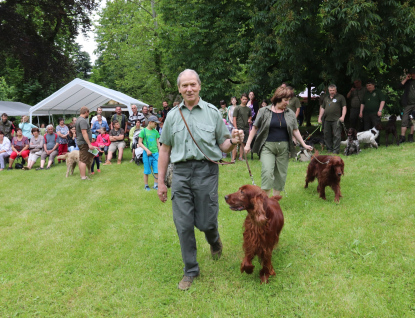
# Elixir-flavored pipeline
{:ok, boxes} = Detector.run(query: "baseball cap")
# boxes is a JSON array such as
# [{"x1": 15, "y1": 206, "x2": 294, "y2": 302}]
[
  {"x1": 92, "y1": 134, "x2": 96, "y2": 139},
  {"x1": 409, "y1": 68, "x2": 415, "y2": 74},
  {"x1": 366, "y1": 79, "x2": 376, "y2": 85},
  {"x1": 148, "y1": 115, "x2": 161, "y2": 124}
]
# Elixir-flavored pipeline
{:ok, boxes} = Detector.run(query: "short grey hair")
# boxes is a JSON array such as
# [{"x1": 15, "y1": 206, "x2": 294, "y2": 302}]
[
  {"x1": 328, "y1": 84, "x2": 337, "y2": 89},
  {"x1": 46, "y1": 124, "x2": 54, "y2": 130},
  {"x1": 177, "y1": 69, "x2": 201, "y2": 87}
]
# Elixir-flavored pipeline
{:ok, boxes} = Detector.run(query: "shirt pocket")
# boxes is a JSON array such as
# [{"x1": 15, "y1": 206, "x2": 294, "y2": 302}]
[
  {"x1": 172, "y1": 122, "x2": 185, "y2": 146},
  {"x1": 194, "y1": 122, "x2": 215, "y2": 146}
]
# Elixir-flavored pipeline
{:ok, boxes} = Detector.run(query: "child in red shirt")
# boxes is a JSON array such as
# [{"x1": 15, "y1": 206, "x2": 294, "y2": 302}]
[{"x1": 96, "y1": 127, "x2": 110, "y2": 162}]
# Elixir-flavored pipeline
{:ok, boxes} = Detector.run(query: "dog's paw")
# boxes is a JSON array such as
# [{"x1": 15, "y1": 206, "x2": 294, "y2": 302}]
[{"x1": 241, "y1": 263, "x2": 255, "y2": 274}]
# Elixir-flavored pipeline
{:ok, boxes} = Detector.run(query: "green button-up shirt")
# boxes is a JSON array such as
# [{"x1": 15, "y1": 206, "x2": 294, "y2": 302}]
[{"x1": 160, "y1": 97, "x2": 230, "y2": 163}]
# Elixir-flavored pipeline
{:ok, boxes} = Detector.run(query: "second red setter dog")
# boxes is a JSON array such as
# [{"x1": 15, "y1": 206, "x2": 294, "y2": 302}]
[
  {"x1": 304, "y1": 150, "x2": 345, "y2": 202},
  {"x1": 225, "y1": 185, "x2": 284, "y2": 284}
]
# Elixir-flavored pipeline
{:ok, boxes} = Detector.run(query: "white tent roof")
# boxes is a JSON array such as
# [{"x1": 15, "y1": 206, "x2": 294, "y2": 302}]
[
  {"x1": 29, "y1": 78, "x2": 148, "y2": 119},
  {"x1": 0, "y1": 101, "x2": 48, "y2": 116},
  {"x1": 298, "y1": 87, "x2": 320, "y2": 98}
]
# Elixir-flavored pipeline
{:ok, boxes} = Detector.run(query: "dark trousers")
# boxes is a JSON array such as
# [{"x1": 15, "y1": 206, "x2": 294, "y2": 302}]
[
  {"x1": 91, "y1": 157, "x2": 100, "y2": 172},
  {"x1": 323, "y1": 120, "x2": 342, "y2": 153},
  {"x1": 349, "y1": 107, "x2": 361, "y2": 131},
  {"x1": 171, "y1": 160, "x2": 220, "y2": 277},
  {"x1": 363, "y1": 113, "x2": 381, "y2": 131}
]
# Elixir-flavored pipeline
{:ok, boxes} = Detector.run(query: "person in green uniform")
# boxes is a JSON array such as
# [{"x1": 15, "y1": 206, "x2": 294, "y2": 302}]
[
  {"x1": 287, "y1": 87, "x2": 301, "y2": 119},
  {"x1": 398, "y1": 68, "x2": 415, "y2": 143},
  {"x1": 359, "y1": 79, "x2": 385, "y2": 131},
  {"x1": 157, "y1": 69, "x2": 244, "y2": 291},
  {"x1": 318, "y1": 84, "x2": 347, "y2": 154},
  {"x1": 233, "y1": 93, "x2": 252, "y2": 161},
  {"x1": 347, "y1": 79, "x2": 366, "y2": 131}
]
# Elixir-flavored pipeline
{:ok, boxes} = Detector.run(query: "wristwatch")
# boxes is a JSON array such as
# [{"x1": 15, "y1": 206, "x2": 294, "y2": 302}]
[{"x1": 230, "y1": 138, "x2": 235, "y2": 145}]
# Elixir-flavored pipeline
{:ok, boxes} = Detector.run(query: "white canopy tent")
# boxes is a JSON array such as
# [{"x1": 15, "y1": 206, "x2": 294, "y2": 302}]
[
  {"x1": 0, "y1": 101, "x2": 47, "y2": 116},
  {"x1": 29, "y1": 78, "x2": 148, "y2": 123}
]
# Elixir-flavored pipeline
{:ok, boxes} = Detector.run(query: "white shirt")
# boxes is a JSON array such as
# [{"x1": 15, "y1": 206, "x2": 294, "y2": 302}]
[{"x1": 0, "y1": 137, "x2": 12, "y2": 155}]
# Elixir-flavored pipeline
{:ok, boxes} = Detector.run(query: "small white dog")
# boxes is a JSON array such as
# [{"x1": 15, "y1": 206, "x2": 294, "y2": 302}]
[{"x1": 356, "y1": 123, "x2": 382, "y2": 148}]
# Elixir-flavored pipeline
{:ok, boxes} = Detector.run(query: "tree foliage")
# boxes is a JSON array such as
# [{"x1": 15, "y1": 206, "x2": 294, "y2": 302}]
[
  {"x1": 91, "y1": 0, "x2": 176, "y2": 107},
  {"x1": 92, "y1": 0, "x2": 415, "y2": 110},
  {"x1": 0, "y1": 0, "x2": 98, "y2": 104}
]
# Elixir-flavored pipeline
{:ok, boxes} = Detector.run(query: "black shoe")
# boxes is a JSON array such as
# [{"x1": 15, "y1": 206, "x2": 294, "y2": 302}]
[
  {"x1": 408, "y1": 134, "x2": 414, "y2": 143},
  {"x1": 7, "y1": 167, "x2": 12, "y2": 170},
  {"x1": 399, "y1": 135, "x2": 406, "y2": 143},
  {"x1": 36, "y1": 167, "x2": 44, "y2": 171}
]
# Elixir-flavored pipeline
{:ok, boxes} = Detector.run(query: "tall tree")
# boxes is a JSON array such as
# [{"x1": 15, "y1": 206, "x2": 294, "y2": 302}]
[
  {"x1": 0, "y1": 0, "x2": 99, "y2": 103},
  {"x1": 92, "y1": 0, "x2": 175, "y2": 106}
]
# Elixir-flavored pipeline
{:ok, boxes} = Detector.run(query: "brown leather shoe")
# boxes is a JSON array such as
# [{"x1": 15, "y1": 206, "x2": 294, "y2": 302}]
[
  {"x1": 178, "y1": 274, "x2": 199, "y2": 291},
  {"x1": 210, "y1": 237, "x2": 223, "y2": 260}
]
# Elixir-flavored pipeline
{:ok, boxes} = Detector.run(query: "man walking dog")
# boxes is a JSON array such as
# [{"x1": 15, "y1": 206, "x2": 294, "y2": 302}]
[{"x1": 157, "y1": 69, "x2": 244, "y2": 290}]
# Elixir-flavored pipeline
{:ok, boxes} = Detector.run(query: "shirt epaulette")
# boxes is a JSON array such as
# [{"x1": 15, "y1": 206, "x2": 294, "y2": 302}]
[{"x1": 206, "y1": 103, "x2": 220, "y2": 113}]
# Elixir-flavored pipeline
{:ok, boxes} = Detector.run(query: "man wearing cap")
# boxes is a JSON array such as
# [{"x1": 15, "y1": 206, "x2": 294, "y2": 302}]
[
  {"x1": 347, "y1": 79, "x2": 366, "y2": 131},
  {"x1": 318, "y1": 84, "x2": 347, "y2": 154},
  {"x1": 398, "y1": 68, "x2": 415, "y2": 142},
  {"x1": 359, "y1": 80, "x2": 385, "y2": 133},
  {"x1": 0, "y1": 113, "x2": 13, "y2": 139},
  {"x1": 157, "y1": 69, "x2": 244, "y2": 291}
]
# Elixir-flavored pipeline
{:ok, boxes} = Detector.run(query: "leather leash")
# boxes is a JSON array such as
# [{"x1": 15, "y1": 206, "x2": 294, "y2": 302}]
[
  {"x1": 243, "y1": 149, "x2": 256, "y2": 185},
  {"x1": 179, "y1": 107, "x2": 234, "y2": 165}
]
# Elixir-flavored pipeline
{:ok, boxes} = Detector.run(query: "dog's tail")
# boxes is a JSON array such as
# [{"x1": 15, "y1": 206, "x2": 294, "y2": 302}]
[{"x1": 56, "y1": 154, "x2": 68, "y2": 160}]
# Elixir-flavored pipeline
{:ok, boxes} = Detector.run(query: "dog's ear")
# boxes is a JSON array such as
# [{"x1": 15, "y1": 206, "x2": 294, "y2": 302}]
[{"x1": 252, "y1": 194, "x2": 268, "y2": 225}]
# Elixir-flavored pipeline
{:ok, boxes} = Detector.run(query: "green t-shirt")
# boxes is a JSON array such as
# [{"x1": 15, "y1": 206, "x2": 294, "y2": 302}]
[
  {"x1": 233, "y1": 105, "x2": 252, "y2": 130},
  {"x1": 362, "y1": 88, "x2": 385, "y2": 114},
  {"x1": 288, "y1": 96, "x2": 301, "y2": 113},
  {"x1": 321, "y1": 94, "x2": 346, "y2": 121},
  {"x1": 139, "y1": 127, "x2": 160, "y2": 153}
]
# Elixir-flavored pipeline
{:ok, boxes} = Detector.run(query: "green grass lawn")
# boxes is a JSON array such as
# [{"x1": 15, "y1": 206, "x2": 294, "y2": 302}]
[{"x1": 0, "y1": 138, "x2": 414, "y2": 317}]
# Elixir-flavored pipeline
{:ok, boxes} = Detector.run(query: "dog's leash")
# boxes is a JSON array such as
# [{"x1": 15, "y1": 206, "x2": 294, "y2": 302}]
[
  {"x1": 305, "y1": 124, "x2": 322, "y2": 141},
  {"x1": 340, "y1": 121, "x2": 348, "y2": 136},
  {"x1": 310, "y1": 150, "x2": 330, "y2": 165},
  {"x1": 243, "y1": 149, "x2": 256, "y2": 185}
]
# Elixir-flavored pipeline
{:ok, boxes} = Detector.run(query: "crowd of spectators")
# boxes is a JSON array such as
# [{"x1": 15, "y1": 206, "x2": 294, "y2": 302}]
[
  {"x1": 0, "y1": 103, "x2": 168, "y2": 171},
  {"x1": 1, "y1": 71, "x2": 414, "y2": 172}
]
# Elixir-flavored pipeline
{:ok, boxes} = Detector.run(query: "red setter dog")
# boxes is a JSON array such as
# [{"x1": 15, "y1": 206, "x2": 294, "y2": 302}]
[
  {"x1": 225, "y1": 185, "x2": 284, "y2": 284},
  {"x1": 304, "y1": 150, "x2": 345, "y2": 202}
]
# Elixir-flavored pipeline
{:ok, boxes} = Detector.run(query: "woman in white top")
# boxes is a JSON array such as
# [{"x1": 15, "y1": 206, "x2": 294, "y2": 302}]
[{"x1": 0, "y1": 130, "x2": 12, "y2": 171}]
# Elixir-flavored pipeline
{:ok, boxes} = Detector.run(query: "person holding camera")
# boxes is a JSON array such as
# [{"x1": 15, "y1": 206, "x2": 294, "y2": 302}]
[{"x1": 398, "y1": 68, "x2": 415, "y2": 143}]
